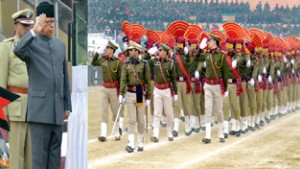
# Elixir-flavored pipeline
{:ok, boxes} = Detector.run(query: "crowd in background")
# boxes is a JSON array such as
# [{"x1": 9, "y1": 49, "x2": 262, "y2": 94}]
[{"x1": 88, "y1": 0, "x2": 300, "y2": 37}]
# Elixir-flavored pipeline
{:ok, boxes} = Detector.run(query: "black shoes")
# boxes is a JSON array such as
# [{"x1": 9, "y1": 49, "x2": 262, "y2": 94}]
[
  {"x1": 192, "y1": 127, "x2": 201, "y2": 133},
  {"x1": 168, "y1": 137, "x2": 174, "y2": 141},
  {"x1": 229, "y1": 130, "x2": 237, "y2": 135},
  {"x1": 172, "y1": 130, "x2": 178, "y2": 137},
  {"x1": 137, "y1": 147, "x2": 144, "y2": 152},
  {"x1": 236, "y1": 130, "x2": 241, "y2": 137},
  {"x1": 150, "y1": 136, "x2": 159, "y2": 143},
  {"x1": 185, "y1": 130, "x2": 192, "y2": 136},
  {"x1": 219, "y1": 138, "x2": 225, "y2": 143},
  {"x1": 224, "y1": 133, "x2": 229, "y2": 139},
  {"x1": 202, "y1": 138, "x2": 211, "y2": 144},
  {"x1": 98, "y1": 136, "x2": 106, "y2": 142},
  {"x1": 255, "y1": 123, "x2": 261, "y2": 129},
  {"x1": 125, "y1": 146, "x2": 134, "y2": 153}
]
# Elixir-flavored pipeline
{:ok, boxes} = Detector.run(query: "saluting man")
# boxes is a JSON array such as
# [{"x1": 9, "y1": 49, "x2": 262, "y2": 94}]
[
  {"x1": 0, "y1": 8, "x2": 34, "y2": 169},
  {"x1": 148, "y1": 44, "x2": 177, "y2": 142},
  {"x1": 200, "y1": 34, "x2": 228, "y2": 144},
  {"x1": 13, "y1": 2, "x2": 72, "y2": 168},
  {"x1": 91, "y1": 40, "x2": 123, "y2": 141}
]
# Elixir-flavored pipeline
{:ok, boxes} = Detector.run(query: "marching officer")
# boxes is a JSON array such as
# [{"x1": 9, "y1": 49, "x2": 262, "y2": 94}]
[
  {"x1": 245, "y1": 44, "x2": 259, "y2": 131},
  {"x1": 188, "y1": 40, "x2": 202, "y2": 133},
  {"x1": 0, "y1": 9, "x2": 34, "y2": 169},
  {"x1": 148, "y1": 44, "x2": 177, "y2": 142},
  {"x1": 235, "y1": 39, "x2": 251, "y2": 134},
  {"x1": 225, "y1": 38, "x2": 242, "y2": 137},
  {"x1": 172, "y1": 37, "x2": 192, "y2": 137},
  {"x1": 200, "y1": 34, "x2": 228, "y2": 144},
  {"x1": 91, "y1": 40, "x2": 123, "y2": 141},
  {"x1": 119, "y1": 41, "x2": 152, "y2": 153}
]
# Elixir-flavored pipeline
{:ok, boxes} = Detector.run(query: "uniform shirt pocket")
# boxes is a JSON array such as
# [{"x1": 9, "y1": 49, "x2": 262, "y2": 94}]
[
  {"x1": 11, "y1": 57, "x2": 27, "y2": 74},
  {"x1": 7, "y1": 97, "x2": 22, "y2": 117}
]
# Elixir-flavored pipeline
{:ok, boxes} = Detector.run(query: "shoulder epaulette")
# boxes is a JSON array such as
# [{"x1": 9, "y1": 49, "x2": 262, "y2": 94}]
[{"x1": 3, "y1": 37, "x2": 14, "y2": 42}]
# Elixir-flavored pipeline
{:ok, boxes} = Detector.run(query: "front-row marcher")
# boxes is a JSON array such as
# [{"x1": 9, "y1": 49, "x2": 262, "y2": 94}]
[
  {"x1": 119, "y1": 41, "x2": 153, "y2": 153},
  {"x1": 91, "y1": 41, "x2": 123, "y2": 142},
  {"x1": 13, "y1": 2, "x2": 72, "y2": 169},
  {"x1": 148, "y1": 44, "x2": 177, "y2": 142},
  {"x1": 199, "y1": 34, "x2": 228, "y2": 144}
]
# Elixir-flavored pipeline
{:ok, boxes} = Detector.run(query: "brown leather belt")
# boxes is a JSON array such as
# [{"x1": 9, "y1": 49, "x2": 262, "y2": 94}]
[
  {"x1": 155, "y1": 82, "x2": 170, "y2": 90},
  {"x1": 127, "y1": 85, "x2": 145, "y2": 92},
  {"x1": 103, "y1": 81, "x2": 116, "y2": 88},
  {"x1": 7, "y1": 86, "x2": 28, "y2": 94},
  {"x1": 205, "y1": 78, "x2": 220, "y2": 85}
]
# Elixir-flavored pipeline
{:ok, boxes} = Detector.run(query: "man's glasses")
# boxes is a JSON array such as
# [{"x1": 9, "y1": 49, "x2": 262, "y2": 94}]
[{"x1": 45, "y1": 20, "x2": 57, "y2": 25}]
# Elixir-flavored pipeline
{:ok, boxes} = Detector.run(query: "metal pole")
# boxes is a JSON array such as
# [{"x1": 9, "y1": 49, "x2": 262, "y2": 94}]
[
  {"x1": 72, "y1": 2, "x2": 77, "y2": 66},
  {"x1": 68, "y1": 22, "x2": 72, "y2": 62}
]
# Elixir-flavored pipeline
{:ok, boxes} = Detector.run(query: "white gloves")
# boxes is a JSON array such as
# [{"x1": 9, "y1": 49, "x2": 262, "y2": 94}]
[
  {"x1": 123, "y1": 43, "x2": 128, "y2": 51},
  {"x1": 174, "y1": 95, "x2": 178, "y2": 101},
  {"x1": 268, "y1": 76, "x2": 272, "y2": 83},
  {"x1": 291, "y1": 59, "x2": 295, "y2": 65},
  {"x1": 224, "y1": 91, "x2": 229, "y2": 97},
  {"x1": 246, "y1": 60, "x2": 251, "y2": 68},
  {"x1": 250, "y1": 78, "x2": 255, "y2": 86},
  {"x1": 119, "y1": 95, "x2": 125, "y2": 103},
  {"x1": 232, "y1": 59, "x2": 237, "y2": 68},
  {"x1": 258, "y1": 75, "x2": 263, "y2": 82},
  {"x1": 263, "y1": 67, "x2": 267, "y2": 74},
  {"x1": 277, "y1": 70, "x2": 281, "y2": 76},
  {"x1": 148, "y1": 46, "x2": 158, "y2": 55},
  {"x1": 195, "y1": 71, "x2": 200, "y2": 79},
  {"x1": 184, "y1": 46, "x2": 189, "y2": 55},
  {"x1": 200, "y1": 38, "x2": 207, "y2": 49},
  {"x1": 203, "y1": 61, "x2": 207, "y2": 68},
  {"x1": 283, "y1": 57, "x2": 287, "y2": 63},
  {"x1": 292, "y1": 69, "x2": 295, "y2": 73},
  {"x1": 146, "y1": 100, "x2": 151, "y2": 106}
]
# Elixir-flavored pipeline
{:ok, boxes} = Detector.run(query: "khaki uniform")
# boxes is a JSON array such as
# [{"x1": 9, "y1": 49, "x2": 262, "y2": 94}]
[
  {"x1": 173, "y1": 53, "x2": 192, "y2": 134},
  {"x1": 236, "y1": 52, "x2": 249, "y2": 132},
  {"x1": 246, "y1": 55, "x2": 259, "y2": 129},
  {"x1": 120, "y1": 58, "x2": 152, "y2": 148},
  {"x1": 200, "y1": 49, "x2": 228, "y2": 140},
  {"x1": 189, "y1": 53, "x2": 202, "y2": 131},
  {"x1": 196, "y1": 62, "x2": 206, "y2": 129},
  {"x1": 265, "y1": 58, "x2": 275, "y2": 121},
  {"x1": 148, "y1": 58, "x2": 177, "y2": 139},
  {"x1": 0, "y1": 36, "x2": 32, "y2": 169},
  {"x1": 92, "y1": 53, "x2": 123, "y2": 138},
  {"x1": 272, "y1": 60, "x2": 281, "y2": 117},
  {"x1": 255, "y1": 56, "x2": 265, "y2": 125},
  {"x1": 224, "y1": 52, "x2": 241, "y2": 134}
]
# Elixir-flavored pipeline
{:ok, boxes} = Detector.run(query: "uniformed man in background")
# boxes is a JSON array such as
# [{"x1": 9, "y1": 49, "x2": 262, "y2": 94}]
[
  {"x1": 91, "y1": 40, "x2": 123, "y2": 142},
  {"x1": 0, "y1": 9, "x2": 34, "y2": 169},
  {"x1": 119, "y1": 41, "x2": 152, "y2": 153},
  {"x1": 148, "y1": 43, "x2": 177, "y2": 142}
]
